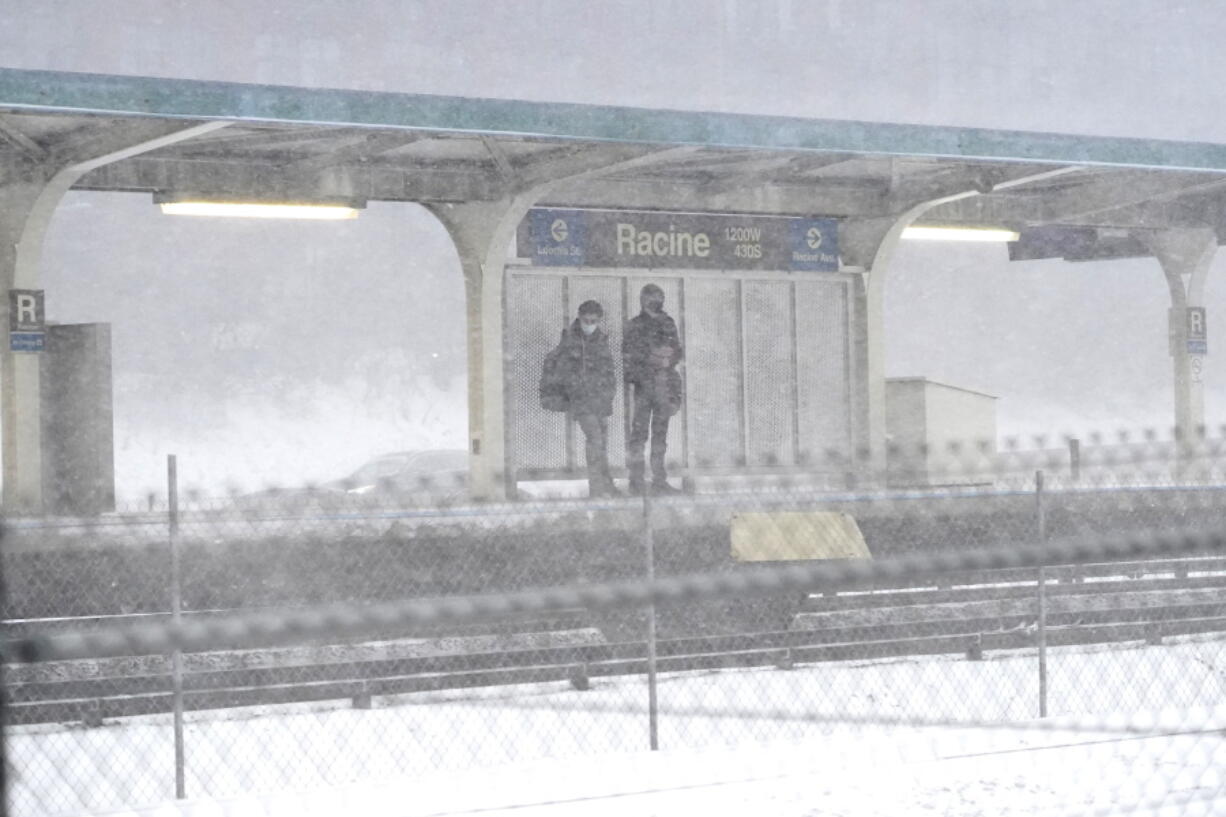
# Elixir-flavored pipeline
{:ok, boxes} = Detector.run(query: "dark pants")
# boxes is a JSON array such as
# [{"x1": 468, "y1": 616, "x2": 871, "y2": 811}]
[
  {"x1": 627, "y1": 384, "x2": 671, "y2": 485},
  {"x1": 575, "y1": 413, "x2": 613, "y2": 491}
]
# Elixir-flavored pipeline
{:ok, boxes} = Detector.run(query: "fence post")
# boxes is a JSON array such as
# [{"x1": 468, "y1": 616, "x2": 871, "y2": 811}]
[
  {"x1": 1067, "y1": 438, "x2": 1080, "y2": 483},
  {"x1": 168, "y1": 455, "x2": 186, "y2": 798},
  {"x1": 1035, "y1": 469, "x2": 1048, "y2": 719},
  {"x1": 643, "y1": 490, "x2": 659, "y2": 751}
]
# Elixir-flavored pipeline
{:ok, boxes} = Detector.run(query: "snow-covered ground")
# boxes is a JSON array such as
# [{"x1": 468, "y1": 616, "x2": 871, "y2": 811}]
[{"x1": 10, "y1": 635, "x2": 1226, "y2": 817}]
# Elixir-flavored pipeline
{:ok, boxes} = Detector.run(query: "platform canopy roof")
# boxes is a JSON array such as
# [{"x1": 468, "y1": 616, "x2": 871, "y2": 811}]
[{"x1": 4, "y1": 68, "x2": 1226, "y2": 263}]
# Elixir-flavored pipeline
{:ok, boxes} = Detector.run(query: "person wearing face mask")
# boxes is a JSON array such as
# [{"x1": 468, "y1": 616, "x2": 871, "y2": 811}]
[
  {"x1": 555, "y1": 299, "x2": 620, "y2": 498},
  {"x1": 622, "y1": 283, "x2": 684, "y2": 495}
]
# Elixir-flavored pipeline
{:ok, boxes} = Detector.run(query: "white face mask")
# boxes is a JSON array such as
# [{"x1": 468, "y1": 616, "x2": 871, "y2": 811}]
[{"x1": 580, "y1": 322, "x2": 597, "y2": 336}]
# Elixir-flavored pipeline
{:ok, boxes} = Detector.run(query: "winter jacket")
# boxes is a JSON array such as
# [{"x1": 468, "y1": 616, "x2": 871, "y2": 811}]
[
  {"x1": 556, "y1": 319, "x2": 617, "y2": 417},
  {"x1": 622, "y1": 310, "x2": 684, "y2": 411}
]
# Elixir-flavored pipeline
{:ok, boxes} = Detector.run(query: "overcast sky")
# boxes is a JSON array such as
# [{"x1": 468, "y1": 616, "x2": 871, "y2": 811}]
[
  {"x1": 6, "y1": 1, "x2": 1226, "y2": 141},
  {"x1": 5, "y1": 1, "x2": 1226, "y2": 497}
]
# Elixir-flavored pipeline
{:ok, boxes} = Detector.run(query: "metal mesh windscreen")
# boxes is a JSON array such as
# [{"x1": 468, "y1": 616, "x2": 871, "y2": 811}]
[
  {"x1": 796, "y1": 278, "x2": 853, "y2": 466},
  {"x1": 743, "y1": 279, "x2": 796, "y2": 467},
  {"x1": 683, "y1": 277, "x2": 743, "y2": 469},
  {"x1": 505, "y1": 272, "x2": 568, "y2": 473},
  {"x1": 504, "y1": 270, "x2": 856, "y2": 486}
]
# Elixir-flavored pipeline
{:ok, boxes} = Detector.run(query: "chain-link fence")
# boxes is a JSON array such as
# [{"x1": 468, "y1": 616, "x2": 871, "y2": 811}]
[{"x1": 4, "y1": 435, "x2": 1226, "y2": 816}]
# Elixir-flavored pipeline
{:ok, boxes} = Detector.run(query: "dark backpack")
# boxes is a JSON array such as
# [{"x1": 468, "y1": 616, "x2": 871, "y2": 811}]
[{"x1": 539, "y1": 342, "x2": 570, "y2": 412}]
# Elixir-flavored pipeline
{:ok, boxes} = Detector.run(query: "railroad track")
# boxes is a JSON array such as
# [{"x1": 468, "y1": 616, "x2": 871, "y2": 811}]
[{"x1": 5, "y1": 556, "x2": 1226, "y2": 726}]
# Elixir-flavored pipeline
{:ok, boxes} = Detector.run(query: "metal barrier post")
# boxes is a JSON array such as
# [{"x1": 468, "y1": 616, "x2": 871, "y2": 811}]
[
  {"x1": 168, "y1": 455, "x2": 186, "y2": 798},
  {"x1": 1036, "y1": 469, "x2": 1048, "y2": 718},
  {"x1": 1068, "y1": 438, "x2": 1081, "y2": 482},
  {"x1": 643, "y1": 490, "x2": 659, "y2": 751}
]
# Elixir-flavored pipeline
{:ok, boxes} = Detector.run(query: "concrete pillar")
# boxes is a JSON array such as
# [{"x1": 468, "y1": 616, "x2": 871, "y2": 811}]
[
  {"x1": 1143, "y1": 228, "x2": 1217, "y2": 450},
  {"x1": 842, "y1": 214, "x2": 915, "y2": 478},
  {"x1": 425, "y1": 194, "x2": 540, "y2": 501},
  {"x1": 0, "y1": 173, "x2": 48, "y2": 512},
  {"x1": 840, "y1": 194, "x2": 980, "y2": 479},
  {"x1": 0, "y1": 121, "x2": 229, "y2": 513}
]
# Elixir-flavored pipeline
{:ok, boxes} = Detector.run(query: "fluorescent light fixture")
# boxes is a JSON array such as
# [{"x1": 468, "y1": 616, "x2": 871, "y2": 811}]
[
  {"x1": 902, "y1": 225, "x2": 1020, "y2": 242},
  {"x1": 159, "y1": 201, "x2": 359, "y2": 220}
]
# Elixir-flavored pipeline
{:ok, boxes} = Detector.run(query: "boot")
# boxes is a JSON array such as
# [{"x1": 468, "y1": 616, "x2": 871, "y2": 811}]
[{"x1": 651, "y1": 480, "x2": 681, "y2": 496}]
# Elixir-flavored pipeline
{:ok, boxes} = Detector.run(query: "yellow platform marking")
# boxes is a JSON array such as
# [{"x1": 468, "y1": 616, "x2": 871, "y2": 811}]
[{"x1": 731, "y1": 512, "x2": 871, "y2": 562}]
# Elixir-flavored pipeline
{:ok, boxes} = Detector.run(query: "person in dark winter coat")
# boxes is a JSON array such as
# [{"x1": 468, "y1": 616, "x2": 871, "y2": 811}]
[
  {"x1": 622, "y1": 283, "x2": 683, "y2": 495},
  {"x1": 557, "y1": 299, "x2": 620, "y2": 497}
]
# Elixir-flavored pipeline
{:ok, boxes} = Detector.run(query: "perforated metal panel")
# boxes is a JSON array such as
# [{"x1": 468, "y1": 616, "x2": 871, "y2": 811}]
[
  {"x1": 743, "y1": 281, "x2": 796, "y2": 467},
  {"x1": 566, "y1": 275, "x2": 627, "y2": 469},
  {"x1": 505, "y1": 273, "x2": 568, "y2": 472},
  {"x1": 795, "y1": 280, "x2": 852, "y2": 466},
  {"x1": 682, "y1": 278, "x2": 742, "y2": 468},
  {"x1": 506, "y1": 268, "x2": 857, "y2": 482}
]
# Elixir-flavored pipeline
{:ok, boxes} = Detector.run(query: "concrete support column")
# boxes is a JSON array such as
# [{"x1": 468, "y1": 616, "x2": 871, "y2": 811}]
[
  {"x1": 0, "y1": 172, "x2": 49, "y2": 512},
  {"x1": 426, "y1": 194, "x2": 541, "y2": 501},
  {"x1": 1143, "y1": 228, "x2": 1217, "y2": 450},
  {"x1": 841, "y1": 194, "x2": 980, "y2": 478}
]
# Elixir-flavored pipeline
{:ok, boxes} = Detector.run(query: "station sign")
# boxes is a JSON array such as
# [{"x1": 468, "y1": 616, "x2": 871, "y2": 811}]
[
  {"x1": 519, "y1": 208, "x2": 839, "y2": 272},
  {"x1": 9, "y1": 289, "x2": 45, "y2": 353},
  {"x1": 1188, "y1": 306, "x2": 1207, "y2": 355}
]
